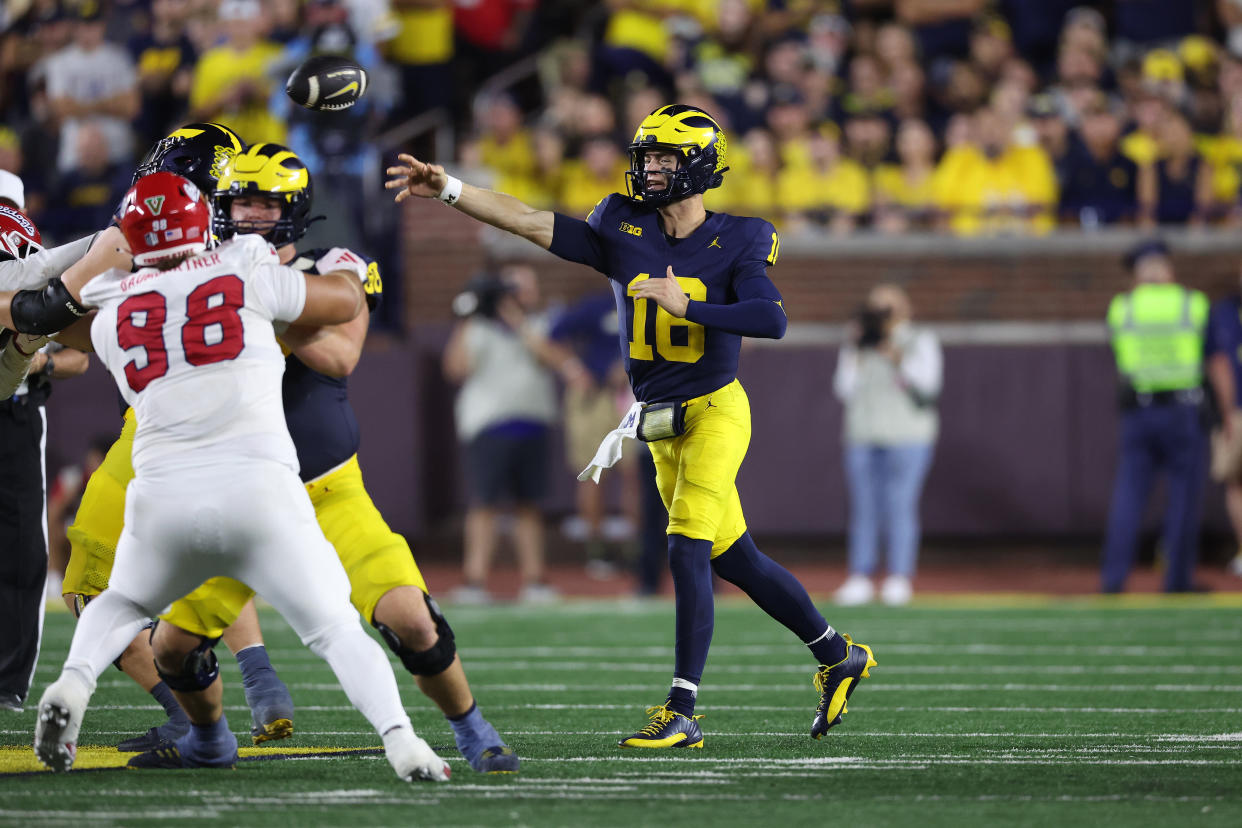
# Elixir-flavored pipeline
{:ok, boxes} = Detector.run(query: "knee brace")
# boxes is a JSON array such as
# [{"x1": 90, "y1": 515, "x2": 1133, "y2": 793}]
[
  {"x1": 150, "y1": 621, "x2": 222, "y2": 692},
  {"x1": 373, "y1": 593, "x2": 457, "y2": 677}
]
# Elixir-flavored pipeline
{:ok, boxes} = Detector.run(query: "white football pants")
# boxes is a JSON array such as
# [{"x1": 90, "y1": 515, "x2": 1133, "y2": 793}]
[{"x1": 60, "y1": 460, "x2": 411, "y2": 738}]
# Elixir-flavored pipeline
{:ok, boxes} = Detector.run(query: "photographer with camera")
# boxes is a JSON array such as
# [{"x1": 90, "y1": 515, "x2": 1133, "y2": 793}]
[
  {"x1": 832, "y1": 284, "x2": 942, "y2": 606},
  {"x1": 443, "y1": 264, "x2": 576, "y2": 604}
]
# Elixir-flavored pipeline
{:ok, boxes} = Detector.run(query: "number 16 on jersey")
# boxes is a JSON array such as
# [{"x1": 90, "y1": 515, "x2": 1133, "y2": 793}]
[{"x1": 627, "y1": 273, "x2": 706, "y2": 364}]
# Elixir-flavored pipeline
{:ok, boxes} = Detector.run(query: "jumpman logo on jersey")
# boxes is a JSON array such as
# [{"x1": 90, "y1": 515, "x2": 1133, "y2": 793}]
[{"x1": 708, "y1": 236, "x2": 722, "y2": 249}]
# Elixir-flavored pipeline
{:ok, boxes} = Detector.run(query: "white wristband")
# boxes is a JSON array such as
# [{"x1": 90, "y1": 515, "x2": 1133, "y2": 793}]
[{"x1": 437, "y1": 175, "x2": 463, "y2": 205}]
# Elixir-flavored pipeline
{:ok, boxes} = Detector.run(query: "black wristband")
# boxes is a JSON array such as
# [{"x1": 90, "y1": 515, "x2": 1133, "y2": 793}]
[{"x1": 10, "y1": 278, "x2": 91, "y2": 335}]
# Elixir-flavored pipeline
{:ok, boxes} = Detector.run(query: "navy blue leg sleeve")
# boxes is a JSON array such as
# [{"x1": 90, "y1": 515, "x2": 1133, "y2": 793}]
[
  {"x1": 712, "y1": 533, "x2": 845, "y2": 664},
  {"x1": 667, "y1": 534, "x2": 715, "y2": 688}
]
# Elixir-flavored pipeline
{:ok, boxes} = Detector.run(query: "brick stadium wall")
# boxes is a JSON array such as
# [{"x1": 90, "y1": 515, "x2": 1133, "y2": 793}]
[
  {"x1": 41, "y1": 222, "x2": 1242, "y2": 550},
  {"x1": 401, "y1": 199, "x2": 1242, "y2": 323}
]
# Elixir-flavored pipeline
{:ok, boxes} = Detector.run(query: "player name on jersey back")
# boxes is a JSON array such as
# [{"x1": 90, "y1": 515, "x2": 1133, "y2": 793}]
[{"x1": 81, "y1": 235, "x2": 309, "y2": 477}]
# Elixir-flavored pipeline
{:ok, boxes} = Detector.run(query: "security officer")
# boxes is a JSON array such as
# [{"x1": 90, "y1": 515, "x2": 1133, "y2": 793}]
[{"x1": 1101, "y1": 239, "x2": 1209, "y2": 593}]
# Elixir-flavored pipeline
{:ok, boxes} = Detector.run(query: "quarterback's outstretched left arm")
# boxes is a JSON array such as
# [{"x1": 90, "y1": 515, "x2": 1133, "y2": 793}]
[{"x1": 386, "y1": 153, "x2": 555, "y2": 249}]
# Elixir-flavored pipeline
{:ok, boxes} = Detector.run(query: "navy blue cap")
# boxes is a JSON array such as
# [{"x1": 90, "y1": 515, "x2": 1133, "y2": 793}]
[{"x1": 1124, "y1": 238, "x2": 1170, "y2": 270}]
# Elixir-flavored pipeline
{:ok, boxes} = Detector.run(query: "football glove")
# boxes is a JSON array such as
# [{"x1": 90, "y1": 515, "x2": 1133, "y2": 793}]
[{"x1": 315, "y1": 247, "x2": 368, "y2": 285}]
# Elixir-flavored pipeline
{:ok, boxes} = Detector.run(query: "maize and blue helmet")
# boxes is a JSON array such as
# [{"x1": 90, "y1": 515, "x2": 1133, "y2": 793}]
[
  {"x1": 213, "y1": 143, "x2": 317, "y2": 247},
  {"x1": 625, "y1": 104, "x2": 729, "y2": 207},
  {"x1": 133, "y1": 122, "x2": 245, "y2": 195}
]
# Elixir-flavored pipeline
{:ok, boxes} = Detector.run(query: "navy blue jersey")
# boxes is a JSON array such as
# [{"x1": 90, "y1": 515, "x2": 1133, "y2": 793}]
[
  {"x1": 282, "y1": 247, "x2": 382, "y2": 481},
  {"x1": 549, "y1": 194, "x2": 783, "y2": 403}
]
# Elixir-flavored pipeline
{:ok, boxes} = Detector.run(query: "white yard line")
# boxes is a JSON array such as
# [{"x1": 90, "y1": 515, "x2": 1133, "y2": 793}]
[
  {"x1": 57, "y1": 702, "x2": 1242, "y2": 715},
  {"x1": 214, "y1": 642, "x2": 1242, "y2": 659},
  {"x1": 6, "y1": 729, "x2": 1240, "y2": 740}
]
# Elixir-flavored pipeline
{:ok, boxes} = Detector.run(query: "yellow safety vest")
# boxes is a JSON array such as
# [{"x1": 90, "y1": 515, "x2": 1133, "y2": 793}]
[{"x1": 1107, "y1": 283, "x2": 1208, "y2": 393}]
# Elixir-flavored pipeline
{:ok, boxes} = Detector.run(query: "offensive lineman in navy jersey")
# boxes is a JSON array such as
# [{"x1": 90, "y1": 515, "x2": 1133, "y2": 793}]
[
  {"x1": 128, "y1": 143, "x2": 519, "y2": 772},
  {"x1": 50, "y1": 141, "x2": 518, "y2": 772},
  {"x1": 388, "y1": 105, "x2": 877, "y2": 748}
]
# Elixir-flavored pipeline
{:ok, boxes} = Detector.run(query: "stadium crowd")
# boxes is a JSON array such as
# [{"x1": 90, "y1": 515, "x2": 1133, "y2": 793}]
[
  {"x1": 3, "y1": 1, "x2": 1242, "y2": 244},
  {"x1": 4, "y1": 0, "x2": 1242, "y2": 611}
]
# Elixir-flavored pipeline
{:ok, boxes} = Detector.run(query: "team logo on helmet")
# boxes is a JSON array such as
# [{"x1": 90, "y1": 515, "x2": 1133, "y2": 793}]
[
  {"x1": 0, "y1": 204, "x2": 42, "y2": 261},
  {"x1": 625, "y1": 105, "x2": 729, "y2": 207},
  {"x1": 134, "y1": 123, "x2": 246, "y2": 195}
]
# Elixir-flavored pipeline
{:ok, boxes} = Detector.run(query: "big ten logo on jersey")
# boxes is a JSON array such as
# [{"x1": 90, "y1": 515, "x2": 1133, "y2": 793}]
[
  {"x1": 364, "y1": 261, "x2": 382, "y2": 295},
  {"x1": 117, "y1": 274, "x2": 245, "y2": 391},
  {"x1": 619, "y1": 221, "x2": 642, "y2": 237}
]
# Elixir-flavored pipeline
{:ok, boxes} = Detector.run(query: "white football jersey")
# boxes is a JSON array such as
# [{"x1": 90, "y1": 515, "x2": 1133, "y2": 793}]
[{"x1": 82, "y1": 235, "x2": 307, "y2": 475}]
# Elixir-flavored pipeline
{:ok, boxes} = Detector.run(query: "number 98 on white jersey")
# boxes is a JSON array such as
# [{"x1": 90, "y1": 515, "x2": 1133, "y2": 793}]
[{"x1": 81, "y1": 235, "x2": 309, "y2": 476}]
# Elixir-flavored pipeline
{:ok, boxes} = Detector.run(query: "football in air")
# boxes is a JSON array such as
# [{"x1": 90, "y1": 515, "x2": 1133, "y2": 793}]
[{"x1": 285, "y1": 55, "x2": 368, "y2": 111}]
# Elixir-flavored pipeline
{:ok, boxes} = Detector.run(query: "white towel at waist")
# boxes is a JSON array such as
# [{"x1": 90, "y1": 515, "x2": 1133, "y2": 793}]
[{"x1": 577, "y1": 401, "x2": 644, "y2": 483}]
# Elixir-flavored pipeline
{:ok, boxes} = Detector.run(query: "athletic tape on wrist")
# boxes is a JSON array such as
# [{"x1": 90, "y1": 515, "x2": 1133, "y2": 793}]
[{"x1": 437, "y1": 175, "x2": 463, "y2": 205}]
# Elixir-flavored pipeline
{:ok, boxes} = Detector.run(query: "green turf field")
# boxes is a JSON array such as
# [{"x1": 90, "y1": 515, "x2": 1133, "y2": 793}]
[{"x1": 2, "y1": 597, "x2": 1240, "y2": 827}]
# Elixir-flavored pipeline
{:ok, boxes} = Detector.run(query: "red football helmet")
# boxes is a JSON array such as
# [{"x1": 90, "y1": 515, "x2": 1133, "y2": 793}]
[
  {"x1": 0, "y1": 203, "x2": 43, "y2": 262},
  {"x1": 117, "y1": 171, "x2": 211, "y2": 266}
]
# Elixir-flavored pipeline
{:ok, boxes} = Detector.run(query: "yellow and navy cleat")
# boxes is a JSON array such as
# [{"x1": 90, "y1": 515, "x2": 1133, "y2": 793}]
[
  {"x1": 244, "y1": 673, "x2": 296, "y2": 745},
  {"x1": 116, "y1": 720, "x2": 189, "y2": 753},
  {"x1": 126, "y1": 742, "x2": 238, "y2": 770},
  {"x1": 251, "y1": 716, "x2": 294, "y2": 746},
  {"x1": 475, "y1": 745, "x2": 520, "y2": 774},
  {"x1": 619, "y1": 704, "x2": 704, "y2": 749},
  {"x1": 810, "y1": 634, "x2": 877, "y2": 739}
]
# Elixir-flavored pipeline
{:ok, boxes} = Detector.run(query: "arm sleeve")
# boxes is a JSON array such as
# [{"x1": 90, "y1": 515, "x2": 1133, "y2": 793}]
[
  {"x1": 548, "y1": 195, "x2": 612, "y2": 274},
  {"x1": 0, "y1": 235, "x2": 95, "y2": 291},
  {"x1": 683, "y1": 223, "x2": 786, "y2": 339},
  {"x1": 683, "y1": 294, "x2": 787, "y2": 338},
  {"x1": 898, "y1": 330, "x2": 943, "y2": 400},
  {"x1": 250, "y1": 264, "x2": 308, "y2": 322}
]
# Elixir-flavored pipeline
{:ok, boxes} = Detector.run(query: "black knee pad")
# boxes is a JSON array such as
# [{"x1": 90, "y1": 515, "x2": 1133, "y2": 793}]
[
  {"x1": 150, "y1": 621, "x2": 222, "y2": 692},
  {"x1": 373, "y1": 593, "x2": 456, "y2": 677}
]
